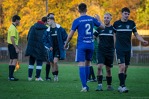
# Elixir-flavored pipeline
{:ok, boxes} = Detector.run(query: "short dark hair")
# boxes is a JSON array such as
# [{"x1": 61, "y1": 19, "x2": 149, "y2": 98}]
[
  {"x1": 12, "y1": 15, "x2": 21, "y2": 22},
  {"x1": 121, "y1": 7, "x2": 130, "y2": 13},
  {"x1": 47, "y1": 13, "x2": 55, "y2": 20},
  {"x1": 47, "y1": 13, "x2": 54, "y2": 18},
  {"x1": 48, "y1": 17, "x2": 55, "y2": 20},
  {"x1": 42, "y1": 16, "x2": 47, "y2": 23},
  {"x1": 78, "y1": 3, "x2": 87, "y2": 13}
]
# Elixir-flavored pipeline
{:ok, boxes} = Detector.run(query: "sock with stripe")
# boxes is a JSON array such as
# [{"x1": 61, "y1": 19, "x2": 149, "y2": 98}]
[{"x1": 28, "y1": 65, "x2": 34, "y2": 78}]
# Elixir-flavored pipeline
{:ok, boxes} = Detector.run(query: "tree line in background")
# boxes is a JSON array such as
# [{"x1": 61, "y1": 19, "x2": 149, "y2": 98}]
[{"x1": 0, "y1": 0, "x2": 149, "y2": 49}]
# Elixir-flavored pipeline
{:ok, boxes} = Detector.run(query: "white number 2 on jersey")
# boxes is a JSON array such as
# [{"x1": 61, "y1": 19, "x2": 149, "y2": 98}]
[{"x1": 85, "y1": 24, "x2": 91, "y2": 35}]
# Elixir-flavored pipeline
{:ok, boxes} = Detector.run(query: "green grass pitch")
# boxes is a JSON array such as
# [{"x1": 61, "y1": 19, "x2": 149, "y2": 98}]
[{"x1": 0, "y1": 62, "x2": 149, "y2": 99}]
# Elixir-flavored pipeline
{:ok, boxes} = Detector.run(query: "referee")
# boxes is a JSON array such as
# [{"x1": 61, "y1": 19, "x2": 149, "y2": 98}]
[{"x1": 7, "y1": 15, "x2": 21, "y2": 81}]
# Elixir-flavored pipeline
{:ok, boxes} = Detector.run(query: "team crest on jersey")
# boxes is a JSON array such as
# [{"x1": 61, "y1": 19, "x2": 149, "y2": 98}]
[
  {"x1": 101, "y1": 30, "x2": 104, "y2": 32},
  {"x1": 109, "y1": 30, "x2": 112, "y2": 34},
  {"x1": 118, "y1": 25, "x2": 122, "y2": 27},
  {"x1": 126, "y1": 25, "x2": 130, "y2": 29},
  {"x1": 55, "y1": 31, "x2": 57, "y2": 34}
]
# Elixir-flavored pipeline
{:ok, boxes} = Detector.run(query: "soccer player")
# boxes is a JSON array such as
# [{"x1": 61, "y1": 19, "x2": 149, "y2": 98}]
[
  {"x1": 43, "y1": 15, "x2": 68, "y2": 82},
  {"x1": 44, "y1": 13, "x2": 55, "y2": 81},
  {"x1": 113, "y1": 7, "x2": 148, "y2": 93},
  {"x1": 94, "y1": 13, "x2": 114, "y2": 91},
  {"x1": 87, "y1": 35, "x2": 97, "y2": 82},
  {"x1": 25, "y1": 17, "x2": 48, "y2": 81},
  {"x1": 7, "y1": 15, "x2": 21, "y2": 81},
  {"x1": 64, "y1": 3, "x2": 105, "y2": 92}
]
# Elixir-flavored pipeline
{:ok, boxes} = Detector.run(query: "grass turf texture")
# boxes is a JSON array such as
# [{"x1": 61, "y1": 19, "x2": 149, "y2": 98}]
[{"x1": 0, "y1": 62, "x2": 149, "y2": 99}]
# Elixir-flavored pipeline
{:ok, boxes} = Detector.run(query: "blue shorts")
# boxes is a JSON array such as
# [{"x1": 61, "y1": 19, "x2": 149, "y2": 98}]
[
  {"x1": 116, "y1": 49, "x2": 131, "y2": 65},
  {"x1": 75, "y1": 47, "x2": 94, "y2": 62},
  {"x1": 97, "y1": 51, "x2": 114, "y2": 67}
]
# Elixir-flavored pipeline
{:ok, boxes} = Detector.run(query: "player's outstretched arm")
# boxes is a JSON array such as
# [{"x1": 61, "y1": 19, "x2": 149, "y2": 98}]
[
  {"x1": 64, "y1": 30, "x2": 75, "y2": 49},
  {"x1": 134, "y1": 32, "x2": 148, "y2": 45}
]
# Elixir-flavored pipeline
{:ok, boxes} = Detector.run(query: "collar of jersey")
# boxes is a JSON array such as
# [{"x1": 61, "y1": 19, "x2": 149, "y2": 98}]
[{"x1": 47, "y1": 24, "x2": 61, "y2": 31}]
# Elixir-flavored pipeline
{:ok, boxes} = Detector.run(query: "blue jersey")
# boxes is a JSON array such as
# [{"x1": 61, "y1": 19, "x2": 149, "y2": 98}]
[{"x1": 71, "y1": 15, "x2": 101, "y2": 49}]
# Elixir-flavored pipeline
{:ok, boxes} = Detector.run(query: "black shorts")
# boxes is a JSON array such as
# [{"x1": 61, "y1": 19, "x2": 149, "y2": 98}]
[
  {"x1": 8, "y1": 44, "x2": 18, "y2": 59},
  {"x1": 53, "y1": 48, "x2": 60, "y2": 58},
  {"x1": 97, "y1": 51, "x2": 114, "y2": 67},
  {"x1": 116, "y1": 49, "x2": 131, "y2": 65}
]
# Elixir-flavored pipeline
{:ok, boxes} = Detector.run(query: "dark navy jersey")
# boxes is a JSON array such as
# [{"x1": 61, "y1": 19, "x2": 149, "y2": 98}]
[
  {"x1": 71, "y1": 15, "x2": 101, "y2": 49},
  {"x1": 113, "y1": 20, "x2": 137, "y2": 51},
  {"x1": 50, "y1": 28, "x2": 58, "y2": 50},
  {"x1": 94, "y1": 25, "x2": 114, "y2": 52}
]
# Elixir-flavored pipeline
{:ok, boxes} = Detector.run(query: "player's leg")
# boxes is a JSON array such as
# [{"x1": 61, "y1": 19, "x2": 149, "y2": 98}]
[
  {"x1": 45, "y1": 49, "x2": 52, "y2": 80},
  {"x1": 105, "y1": 66, "x2": 114, "y2": 91},
  {"x1": 53, "y1": 57, "x2": 59, "y2": 82},
  {"x1": 85, "y1": 49, "x2": 94, "y2": 83},
  {"x1": 76, "y1": 48, "x2": 88, "y2": 92},
  {"x1": 96, "y1": 63, "x2": 104, "y2": 91},
  {"x1": 51, "y1": 62, "x2": 55, "y2": 77},
  {"x1": 51, "y1": 50, "x2": 56, "y2": 79},
  {"x1": 89, "y1": 65, "x2": 96, "y2": 82},
  {"x1": 8, "y1": 44, "x2": 19, "y2": 81},
  {"x1": 96, "y1": 51, "x2": 104, "y2": 91},
  {"x1": 52, "y1": 49, "x2": 60, "y2": 82},
  {"x1": 105, "y1": 53, "x2": 114, "y2": 91},
  {"x1": 9, "y1": 59, "x2": 18, "y2": 81},
  {"x1": 89, "y1": 48, "x2": 97, "y2": 82},
  {"x1": 88, "y1": 64, "x2": 96, "y2": 82},
  {"x1": 35, "y1": 59, "x2": 43, "y2": 81},
  {"x1": 124, "y1": 51, "x2": 131, "y2": 81},
  {"x1": 116, "y1": 50, "x2": 128, "y2": 93},
  {"x1": 28, "y1": 56, "x2": 35, "y2": 81},
  {"x1": 88, "y1": 66, "x2": 91, "y2": 81},
  {"x1": 124, "y1": 65, "x2": 128, "y2": 80},
  {"x1": 45, "y1": 62, "x2": 51, "y2": 81},
  {"x1": 118, "y1": 51, "x2": 131, "y2": 91}
]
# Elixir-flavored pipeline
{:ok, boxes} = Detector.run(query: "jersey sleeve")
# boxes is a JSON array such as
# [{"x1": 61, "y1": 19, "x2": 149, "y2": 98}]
[
  {"x1": 71, "y1": 19, "x2": 78, "y2": 31},
  {"x1": 132, "y1": 21, "x2": 137, "y2": 33},
  {"x1": 93, "y1": 27, "x2": 100, "y2": 37},
  {"x1": 113, "y1": 22, "x2": 117, "y2": 33}
]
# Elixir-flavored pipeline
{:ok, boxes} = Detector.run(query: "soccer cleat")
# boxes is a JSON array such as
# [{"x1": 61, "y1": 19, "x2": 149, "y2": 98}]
[
  {"x1": 35, "y1": 77, "x2": 44, "y2": 81},
  {"x1": 28, "y1": 77, "x2": 32, "y2": 81},
  {"x1": 118, "y1": 86, "x2": 123, "y2": 92},
  {"x1": 122, "y1": 87, "x2": 129, "y2": 93},
  {"x1": 80, "y1": 87, "x2": 88, "y2": 92},
  {"x1": 54, "y1": 75, "x2": 58, "y2": 82},
  {"x1": 8, "y1": 77, "x2": 19, "y2": 81},
  {"x1": 46, "y1": 77, "x2": 51, "y2": 81},
  {"x1": 107, "y1": 85, "x2": 114, "y2": 91},
  {"x1": 86, "y1": 85, "x2": 89, "y2": 91},
  {"x1": 118, "y1": 86, "x2": 129, "y2": 93},
  {"x1": 96, "y1": 85, "x2": 103, "y2": 91},
  {"x1": 87, "y1": 79, "x2": 91, "y2": 82},
  {"x1": 87, "y1": 79, "x2": 97, "y2": 82},
  {"x1": 90, "y1": 79, "x2": 97, "y2": 82}
]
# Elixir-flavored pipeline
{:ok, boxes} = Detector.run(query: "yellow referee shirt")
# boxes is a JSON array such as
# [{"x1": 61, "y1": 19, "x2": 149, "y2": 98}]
[{"x1": 7, "y1": 24, "x2": 19, "y2": 45}]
